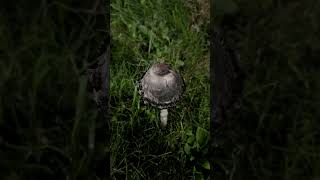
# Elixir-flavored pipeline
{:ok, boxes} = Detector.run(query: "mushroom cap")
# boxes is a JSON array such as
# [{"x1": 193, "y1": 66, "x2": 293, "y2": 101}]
[{"x1": 139, "y1": 63, "x2": 185, "y2": 109}]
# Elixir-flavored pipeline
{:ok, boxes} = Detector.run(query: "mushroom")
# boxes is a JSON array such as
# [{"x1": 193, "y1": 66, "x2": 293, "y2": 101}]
[{"x1": 139, "y1": 63, "x2": 185, "y2": 128}]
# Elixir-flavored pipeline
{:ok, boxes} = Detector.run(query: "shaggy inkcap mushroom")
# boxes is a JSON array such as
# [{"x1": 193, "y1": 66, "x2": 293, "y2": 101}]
[{"x1": 139, "y1": 63, "x2": 185, "y2": 128}]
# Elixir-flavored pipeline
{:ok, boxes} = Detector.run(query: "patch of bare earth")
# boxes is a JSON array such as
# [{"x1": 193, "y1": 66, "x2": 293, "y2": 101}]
[{"x1": 184, "y1": 0, "x2": 210, "y2": 32}]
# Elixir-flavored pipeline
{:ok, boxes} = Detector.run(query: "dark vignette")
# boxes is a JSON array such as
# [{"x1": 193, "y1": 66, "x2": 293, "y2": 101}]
[{"x1": 0, "y1": 0, "x2": 110, "y2": 179}]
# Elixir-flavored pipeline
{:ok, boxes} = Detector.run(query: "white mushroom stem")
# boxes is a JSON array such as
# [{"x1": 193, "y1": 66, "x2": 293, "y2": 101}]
[{"x1": 160, "y1": 109, "x2": 168, "y2": 128}]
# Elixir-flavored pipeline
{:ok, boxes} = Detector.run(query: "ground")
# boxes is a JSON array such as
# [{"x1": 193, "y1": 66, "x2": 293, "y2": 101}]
[{"x1": 0, "y1": 0, "x2": 319, "y2": 179}]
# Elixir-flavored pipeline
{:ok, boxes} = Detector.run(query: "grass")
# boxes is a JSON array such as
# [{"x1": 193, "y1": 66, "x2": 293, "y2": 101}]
[
  {"x1": 0, "y1": 0, "x2": 320, "y2": 179},
  {"x1": 110, "y1": 0, "x2": 210, "y2": 179}
]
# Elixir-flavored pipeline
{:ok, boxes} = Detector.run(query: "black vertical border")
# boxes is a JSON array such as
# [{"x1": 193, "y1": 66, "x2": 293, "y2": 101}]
[
  {"x1": 86, "y1": 0, "x2": 110, "y2": 179},
  {"x1": 94, "y1": 0, "x2": 111, "y2": 179},
  {"x1": 209, "y1": 0, "x2": 216, "y2": 178},
  {"x1": 209, "y1": 0, "x2": 229, "y2": 179},
  {"x1": 209, "y1": 1, "x2": 246, "y2": 178}
]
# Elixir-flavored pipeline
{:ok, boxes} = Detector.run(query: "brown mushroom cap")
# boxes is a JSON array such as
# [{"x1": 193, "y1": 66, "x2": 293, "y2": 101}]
[{"x1": 139, "y1": 63, "x2": 185, "y2": 109}]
